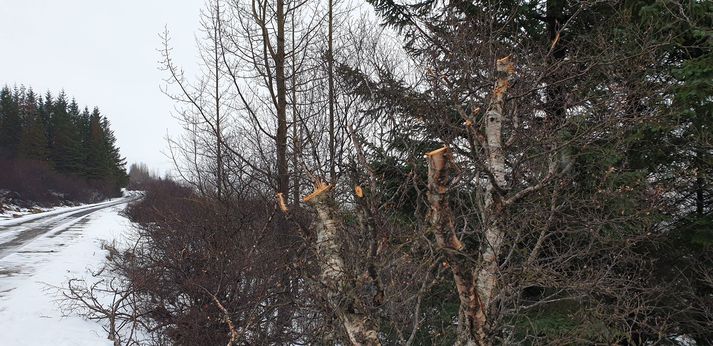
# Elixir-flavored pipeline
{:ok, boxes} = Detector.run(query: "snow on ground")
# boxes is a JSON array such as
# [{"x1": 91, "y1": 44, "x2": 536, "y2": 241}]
[
  {"x1": 0, "y1": 196, "x2": 130, "y2": 227},
  {"x1": 0, "y1": 203, "x2": 132, "y2": 346},
  {"x1": 0, "y1": 189, "x2": 141, "y2": 223},
  {"x1": 0, "y1": 203, "x2": 56, "y2": 221}
]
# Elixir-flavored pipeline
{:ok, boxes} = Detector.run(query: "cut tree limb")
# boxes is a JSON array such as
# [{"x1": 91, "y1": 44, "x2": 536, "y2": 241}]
[
  {"x1": 425, "y1": 146, "x2": 485, "y2": 345},
  {"x1": 472, "y1": 55, "x2": 516, "y2": 345},
  {"x1": 304, "y1": 182, "x2": 382, "y2": 346}
]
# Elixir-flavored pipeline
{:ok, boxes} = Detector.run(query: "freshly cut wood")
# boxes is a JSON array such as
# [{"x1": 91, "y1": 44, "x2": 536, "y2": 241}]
[
  {"x1": 303, "y1": 181, "x2": 332, "y2": 203},
  {"x1": 304, "y1": 182, "x2": 382, "y2": 346},
  {"x1": 354, "y1": 185, "x2": 364, "y2": 198},
  {"x1": 276, "y1": 192, "x2": 289, "y2": 213},
  {"x1": 424, "y1": 56, "x2": 516, "y2": 346},
  {"x1": 424, "y1": 146, "x2": 482, "y2": 344}
]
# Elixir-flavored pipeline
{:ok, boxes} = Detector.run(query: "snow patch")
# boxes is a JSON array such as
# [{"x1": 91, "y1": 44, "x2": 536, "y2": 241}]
[{"x1": 0, "y1": 203, "x2": 133, "y2": 345}]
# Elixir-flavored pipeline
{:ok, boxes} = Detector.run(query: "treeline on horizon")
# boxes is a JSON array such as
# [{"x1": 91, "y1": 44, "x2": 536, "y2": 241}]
[{"x1": 0, "y1": 84, "x2": 127, "y2": 205}]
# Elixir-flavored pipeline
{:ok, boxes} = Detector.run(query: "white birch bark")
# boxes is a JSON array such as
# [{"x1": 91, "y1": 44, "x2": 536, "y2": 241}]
[
  {"x1": 475, "y1": 56, "x2": 515, "y2": 341},
  {"x1": 424, "y1": 148, "x2": 484, "y2": 345},
  {"x1": 430, "y1": 57, "x2": 514, "y2": 345},
  {"x1": 304, "y1": 184, "x2": 382, "y2": 346}
]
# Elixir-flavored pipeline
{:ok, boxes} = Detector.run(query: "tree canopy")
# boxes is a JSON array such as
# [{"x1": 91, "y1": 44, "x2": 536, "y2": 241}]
[{"x1": 0, "y1": 85, "x2": 128, "y2": 199}]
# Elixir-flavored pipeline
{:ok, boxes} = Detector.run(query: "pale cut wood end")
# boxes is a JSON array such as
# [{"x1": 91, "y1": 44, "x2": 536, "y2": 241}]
[
  {"x1": 303, "y1": 182, "x2": 332, "y2": 203},
  {"x1": 355, "y1": 185, "x2": 364, "y2": 198},
  {"x1": 425, "y1": 146, "x2": 448, "y2": 157},
  {"x1": 276, "y1": 192, "x2": 289, "y2": 213}
]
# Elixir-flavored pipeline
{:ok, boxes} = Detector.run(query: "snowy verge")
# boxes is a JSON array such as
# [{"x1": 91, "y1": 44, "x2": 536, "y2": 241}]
[
  {"x1": 0, "y1": 203, "x2": 57, "y2": 221},
  {"x1": 0, "y1": 191, "x2": 140, "y2": 227},
  {"x1": 0, "y1": 203, "x2": 133, "y2": 346}
]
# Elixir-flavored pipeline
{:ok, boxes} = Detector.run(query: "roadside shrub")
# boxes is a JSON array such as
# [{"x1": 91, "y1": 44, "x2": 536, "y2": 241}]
[
  {"x1": 0, "y1": 159, "x2": 102, "y2": 205},
  {"x1": 96, "y1": 179, "x2": 311, "y2": 345}
]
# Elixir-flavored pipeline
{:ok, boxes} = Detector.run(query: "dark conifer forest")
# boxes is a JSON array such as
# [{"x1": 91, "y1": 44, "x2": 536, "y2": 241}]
[{"x1": 0, "y1": 85, "x2": 128, "y2": 204}]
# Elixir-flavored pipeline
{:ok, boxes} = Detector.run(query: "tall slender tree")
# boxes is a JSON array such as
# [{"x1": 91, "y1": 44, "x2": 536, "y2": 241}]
[{"x1": 0, "y1": 86, "x2": 22, "y2": 158}]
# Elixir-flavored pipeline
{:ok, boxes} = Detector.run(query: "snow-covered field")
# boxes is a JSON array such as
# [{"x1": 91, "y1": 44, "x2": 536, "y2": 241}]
[{"x1": 0, "y1": 201, "x2": 133, "y2": 345}]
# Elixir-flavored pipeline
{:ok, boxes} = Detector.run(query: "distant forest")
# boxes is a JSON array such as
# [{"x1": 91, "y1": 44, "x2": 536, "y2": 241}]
[{"x1": 0, "y1": 85, "x2": 127, "y2": 204}]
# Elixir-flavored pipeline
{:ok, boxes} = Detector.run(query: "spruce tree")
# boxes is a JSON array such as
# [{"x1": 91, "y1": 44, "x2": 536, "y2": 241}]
[
  {"x1": 84, "y1": 107, "x2": 109, "y2": 181},
  {"x1": 100, "y1": 115, "x2": 128, "y2": 193},
  {"x1": 49, "y1": 92, "x2": 83, "y2": 174},
  {"x1": 629, "y1": 2, "x2": 713, "y2": 343},
  {"x1": 0, "y1": 86, "x2": 22, "y2": 159},
  {"x1": 17, "y1": 88, "x2": 49, "y2": 161},
  {"x1": 1, "y1": 85, "x2": 128, "y2": 199},
  {"x1": 342, "y1": 0, "x2": 711, "y2": 343}
]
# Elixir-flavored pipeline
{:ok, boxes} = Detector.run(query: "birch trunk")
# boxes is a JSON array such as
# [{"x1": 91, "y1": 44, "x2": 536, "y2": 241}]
[
  {"x1": 475, "y1": 56, "x2": 515, "y2": 342},
  {"x1": 426, "y1": 56, "x2": 514, "y2": 345},
  {"x1": 425, "y1": 147, "x2": 484, "y2": 345},
  {"x1": 304, "y1": 183, "x2": 381, "y2": 346}
]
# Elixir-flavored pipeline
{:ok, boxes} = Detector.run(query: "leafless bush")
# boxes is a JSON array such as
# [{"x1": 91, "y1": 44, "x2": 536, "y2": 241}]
[
  {"x1": 0, "y1": 159, "x2": 104, "y2": 205},
  {"x1": 62, "y1": 254, "x2": 146, "y2": 346},
  {"x1": 68, "y1": 177, "x2": 318, "y2": 345}
]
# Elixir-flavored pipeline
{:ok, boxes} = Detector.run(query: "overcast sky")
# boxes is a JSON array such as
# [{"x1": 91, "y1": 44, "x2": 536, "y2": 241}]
[{"x1": 0, "y1": 0, "x2": 204, "y2": 174}]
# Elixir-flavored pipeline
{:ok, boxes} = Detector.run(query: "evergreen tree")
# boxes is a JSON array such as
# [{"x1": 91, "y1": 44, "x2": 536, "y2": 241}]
[
  {"x1": 41, "y1": 91, "x2": 53, "y2": 149},
  {"x1": 627, "y1": 2, "x2": 713, "y2": 343},
  {"x1": 340, "y1": 0, "x2": 711, "y2": 343},
  {"x1": 0, "y1": 86, "x2": 22, "y2": 158},
  {"x1": 49, "y1": 92, "x2": 83, "y2": 174},
  {"x1": 1, "y1": 84, "x2": 128, "y2": 199},
  {"x1": 100, "y1": 115, "x2": 128, "y2": 192},
  {"x1": 84, "y1": 107, "x2": 109, "y2": 181},
  {"x1": 77, "y1": 107, "x2": 91, "y2": 176},
  {"x1": 17, "y1": 88, "x2": 49, "y2": 161}
]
